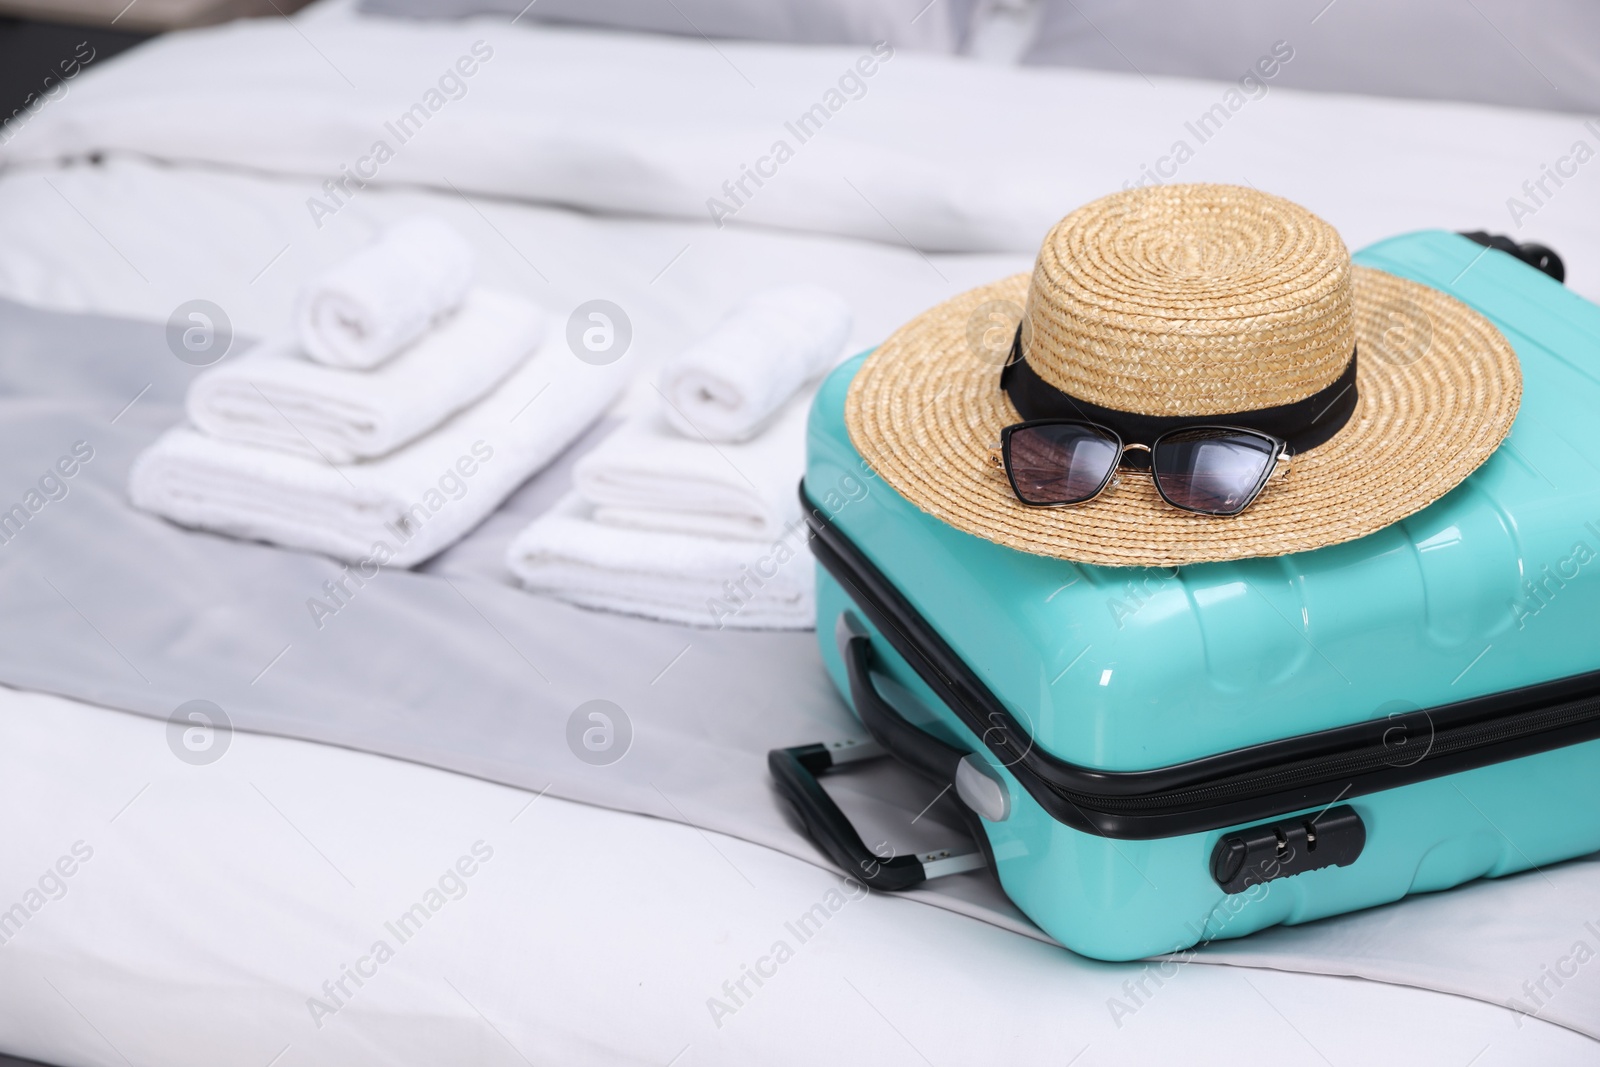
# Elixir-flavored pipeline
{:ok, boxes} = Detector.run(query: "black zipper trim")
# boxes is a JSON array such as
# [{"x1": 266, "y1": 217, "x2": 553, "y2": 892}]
[{"x1": 803, "y1": 486, "x2": 1600, "y2": 839}]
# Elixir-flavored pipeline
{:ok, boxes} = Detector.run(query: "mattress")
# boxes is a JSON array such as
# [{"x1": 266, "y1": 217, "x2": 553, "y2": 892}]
[{"x1": 0, "y1": 1, "x2": 1597, "y2": 1061}]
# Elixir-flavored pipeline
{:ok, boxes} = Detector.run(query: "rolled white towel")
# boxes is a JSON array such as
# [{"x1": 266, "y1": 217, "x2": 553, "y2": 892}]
[
  {"x1": 658, "y1": 284, "x2": 851, "y2": 442},
  {"x1": 573, "y1": 387, "x2": 810, "y2": 541},
  {"x1": 506, "y1": 495, "x2": 814, "y2": 631},
  {"x1": 295, "y1": 216, "x2": 475, "y2": 369},
  {"x1": 130, "y1": 339, "x2": 625, "y2": 568},
  {"x1": 189, "y1": 290, "x2": 545, "y2": 464}
]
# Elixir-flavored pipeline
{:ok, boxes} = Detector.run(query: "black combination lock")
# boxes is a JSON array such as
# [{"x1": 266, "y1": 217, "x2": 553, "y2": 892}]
[{"x1": 1210, "y1": 805, "x2": 1367, "y2": 894}]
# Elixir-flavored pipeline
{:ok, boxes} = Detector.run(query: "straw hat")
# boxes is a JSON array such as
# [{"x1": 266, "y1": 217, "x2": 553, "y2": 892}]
[{"x1": 845, "y1": 184, "x2": 1521, "y2": 568}]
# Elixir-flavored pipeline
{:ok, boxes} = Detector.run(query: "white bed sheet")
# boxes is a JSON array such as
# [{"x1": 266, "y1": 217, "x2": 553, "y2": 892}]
[
  {"x1": 2, "y1": 687, "x2": 1593, "y2": 1067},
  {"x1": 2, "y1": 0, "x2": 1598, "y2": 295},
  {"x1": 0, "y1": 156, "x2": 1026, "y2": 391},
  {"x1": 2, "y1": 4, "x2": 1598, "y2": 1061}
]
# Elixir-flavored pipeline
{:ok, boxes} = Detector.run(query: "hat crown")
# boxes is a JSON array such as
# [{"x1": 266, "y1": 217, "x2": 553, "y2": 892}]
[{"x1": 1023, "y1": 184, "x2": 1356, "y2": 418}]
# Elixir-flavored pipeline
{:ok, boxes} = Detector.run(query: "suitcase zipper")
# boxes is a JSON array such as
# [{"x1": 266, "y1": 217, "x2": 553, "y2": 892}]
[
  {"x1": 804, "y1": 490, "x2": 1600, "y2": 839},
  {"x1": 1043, "y1": 694, "x2": 1600, "y2": 816}
]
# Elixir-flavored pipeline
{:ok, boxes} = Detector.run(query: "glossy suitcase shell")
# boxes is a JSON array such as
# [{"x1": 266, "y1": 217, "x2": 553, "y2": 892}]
[{"x1": 796, "y1": 230, "x2": 1600, "y2": 961}]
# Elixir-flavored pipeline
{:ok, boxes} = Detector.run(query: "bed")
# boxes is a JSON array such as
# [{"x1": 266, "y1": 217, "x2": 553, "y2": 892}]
[{"x1": 1, "y1": 2, "x2": 1598, "y2": 1063}]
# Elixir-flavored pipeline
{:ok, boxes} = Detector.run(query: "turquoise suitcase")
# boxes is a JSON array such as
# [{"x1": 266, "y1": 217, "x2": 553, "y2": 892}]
[{"x1": 775, "y1": 230, "x2": 1600, "y2": 961}]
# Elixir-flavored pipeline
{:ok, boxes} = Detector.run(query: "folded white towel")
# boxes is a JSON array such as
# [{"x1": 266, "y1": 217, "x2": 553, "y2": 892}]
[
  {"x1": 658, "y1": 284, "x2": 851, "y2": 442},
  {"x1": 188, "y1": 289, "x2": 545, "y2": 464},
  {"x1": 295, "y1": 216, "x2": 475, "y2": 369},
  {"x1": 507, "y1": 496, "x2": 814, "y2": 630},
  {"x1": 130, "y1": 342, "x2": 624, "y2": 568},
  {"x1": 573, "y1": 387, "x2": 810, "y2": 541}
]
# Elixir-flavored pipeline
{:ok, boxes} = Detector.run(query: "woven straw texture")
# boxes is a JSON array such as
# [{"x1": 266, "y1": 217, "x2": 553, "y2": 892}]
[
  {"x1": 845, "y1": 188, "x2": 1522, "y2": 568},
  {"x1": 1026, "y1": 186, "x2": 1355, "y2": 415}
]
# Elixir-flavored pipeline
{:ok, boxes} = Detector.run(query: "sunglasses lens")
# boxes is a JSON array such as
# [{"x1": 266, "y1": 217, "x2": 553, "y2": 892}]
[
  {"x1": 1006, "y1": 424, "x2": 1120, "y2": 505},
  {"x1": 1152, "y1": 429, "x2": 1278, "y2": 515}
]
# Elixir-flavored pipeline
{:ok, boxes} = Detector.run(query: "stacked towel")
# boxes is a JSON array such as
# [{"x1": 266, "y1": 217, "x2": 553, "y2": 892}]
[
  {"x1": 508, "y1": 284, "x2": 852, "y2": 631},
  {"x1": 658, "y1": 284, "x2": 851, "y2": 442},
  {"x1": 133, "y1": 216, "x2": 623, "y2": 569},
  {"x1": 295, "y1": 216, "x2": 474, "y2": 369},
  {"x1": 132, "y1": 344, "x2": 623, "y2": 568},
  {"x1": 572, "y1": 390, "x2": 808, "y2": 541},
  {"x1": 507, "y1": 496, "x2": 812, "y2": 630},
  {"x1": 188, "y1": 289, "x2": 545, "y2": 463}
]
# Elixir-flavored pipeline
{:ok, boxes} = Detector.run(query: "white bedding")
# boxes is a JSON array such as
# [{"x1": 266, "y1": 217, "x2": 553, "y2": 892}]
[
  {"x1": 3, "y1": 688, "x2": 1595, "y2": 1067},
  {"x1": 1, "y1": 0, "x2": 1597, "y2": 316},
  {"x1": 1, "y1": 1, "x2": 1598, "y2": 1061}
]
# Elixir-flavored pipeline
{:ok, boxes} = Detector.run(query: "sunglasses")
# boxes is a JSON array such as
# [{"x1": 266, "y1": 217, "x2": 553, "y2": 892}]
[{"x1": 991, "y1": 420, "x2": 1291, "y2": 516}]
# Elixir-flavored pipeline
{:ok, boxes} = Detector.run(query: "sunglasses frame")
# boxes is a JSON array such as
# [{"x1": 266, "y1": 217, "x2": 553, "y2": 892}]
[{"x1": 993, "y1": 419, "x2": 1291, "y2": 517}]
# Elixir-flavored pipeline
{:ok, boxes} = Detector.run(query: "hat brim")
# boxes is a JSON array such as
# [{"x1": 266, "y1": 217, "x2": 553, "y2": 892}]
[{"x1": 845, "y1": 266, "x2": 1522, "y2": 568}]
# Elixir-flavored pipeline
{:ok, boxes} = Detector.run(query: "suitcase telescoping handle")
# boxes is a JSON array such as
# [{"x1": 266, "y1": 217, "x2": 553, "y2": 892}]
[
  {"x1": 768, "y1": 613, "x2": 994, "y2": 891},
  {"x1": 1459, "y1": 231, "x2": 1565, "y2": 283}
]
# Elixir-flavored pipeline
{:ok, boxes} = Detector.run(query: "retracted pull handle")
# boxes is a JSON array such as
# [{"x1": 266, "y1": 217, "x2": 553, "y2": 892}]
[
  {"x1": 767, "y1": 613, "x2": 992, "y2": 891},
  {"x1": 1459, "y1": 231, "x2": 1565, "y2": 283}
]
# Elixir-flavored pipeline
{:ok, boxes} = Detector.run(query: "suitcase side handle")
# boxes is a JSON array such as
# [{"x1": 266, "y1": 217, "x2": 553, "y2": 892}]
[
  {"x1": 767, "y1": 613, "x2": 993, "y2": 891},
  {"x1": 835, "y1": 611, "x2": 970, "y2": 789}
]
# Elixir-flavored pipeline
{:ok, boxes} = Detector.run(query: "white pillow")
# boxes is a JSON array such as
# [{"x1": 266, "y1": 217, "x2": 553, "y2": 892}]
[
  {"x1": 358, "y1": 0, "x2": 980, "y2": 53},
  {"x1": 1022, "y1": 0, "x2": 1600, "y2": 113}
]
